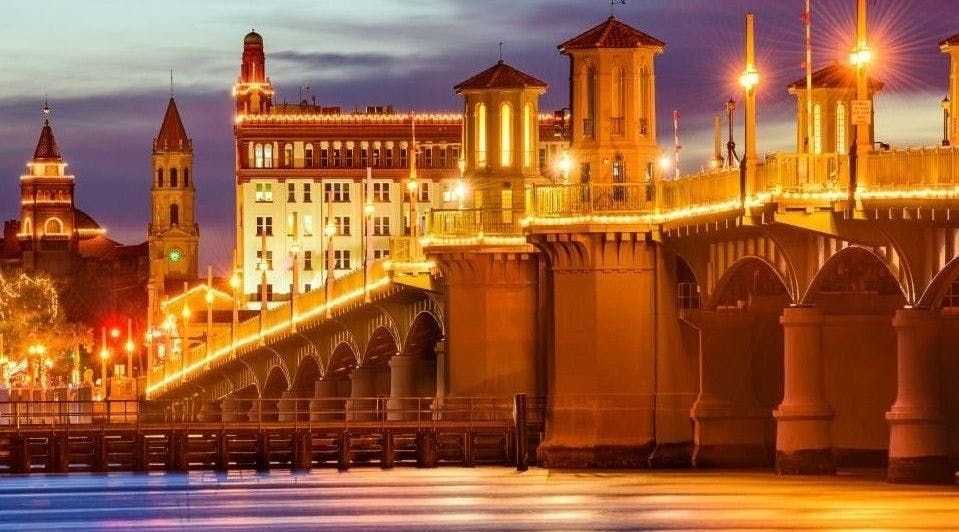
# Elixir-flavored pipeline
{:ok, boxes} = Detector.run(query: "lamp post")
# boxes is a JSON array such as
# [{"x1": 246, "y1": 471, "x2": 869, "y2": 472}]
[
  {"x1": 324, "y1": 215, "x2": 336, "y2": 318},
  {"x1": 363, "y1": 166, "x2": 375, "y2": 303},
  {"x1": 849, "y1": 0, "x2": 872, "y2": 201},
  {"x1": 229, "y1": 269, "x2": 240, "y2": 354},
  {"x1": 181, "y1": 304, "x2": 190, "y2": 376},
  {"x1": 125, "y1": 318, "x2": 134, "y2": 379},
  {"x1": 557, "y1": 151, "x2": 572, "y2": 184},
  {"x1": 99, "y1": 326, "x2": 110, "y2": 400},
  {"x1": 739, "y1": 12, "x2": 759, "y2": 205},
  {"x1": 289, "y1": 241, "x2": 300, "y2": 331},
  {"x1": 725, "y1": 99, "x2": 738, "y2": 169}
]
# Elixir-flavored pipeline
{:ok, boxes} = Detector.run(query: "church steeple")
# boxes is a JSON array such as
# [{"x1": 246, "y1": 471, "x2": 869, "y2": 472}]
[
  {"x1": 34, "y1": 108, "x2": 62, "y2": 161},
  {"x1": 149, "y1": 93, "x2": 199, "y2": 286}
]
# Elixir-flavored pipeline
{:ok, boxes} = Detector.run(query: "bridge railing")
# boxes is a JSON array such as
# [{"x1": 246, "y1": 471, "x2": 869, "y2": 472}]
[
  {"x1": 764, "y1": 152, "x2": 849, "y2": 193},
  {"x1": 529, "y1": 182, "x2": 655, "y2": 217},
  {"x1": 426, "y1": 208, "x2": 525, "y2": 239},
  {"x1": 865, "y1": 146, "x2": 959, "y2": 191},
  {"x1": 660, "y1": 168, "x2": 742, "y2": 211}
]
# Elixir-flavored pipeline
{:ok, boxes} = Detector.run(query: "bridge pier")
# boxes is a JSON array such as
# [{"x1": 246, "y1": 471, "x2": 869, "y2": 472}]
[
  {"x1": 775, "y1": 307, "x2": 836, "y2": 475},
  {"x1": 348, "y1": 367, "x2": 377, "y2": 421},
  {"x1": 388, "y1": 354, "x2": 419, "y2": 421},
  {"x1": 886, "y1": 309, "x2": 954, "y2": 484},
  {"x1": 691, "y1": 311, "x2": 772, "y2": 468},
  {"x1": 531, "y1": 232, "x2": 657, "y2": 468},
  {"x1": 310, "y1": 379, "x2": 343, "y2": 421}
]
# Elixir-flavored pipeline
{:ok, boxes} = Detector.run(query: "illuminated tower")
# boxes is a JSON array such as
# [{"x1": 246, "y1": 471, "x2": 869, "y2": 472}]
[
  {"x1": 234, "y1": 30, "x2": 274, "y2": 114},
  {"x1": 941, "y1": 33, "x2": 959, "y2": 144},
  {"x1": 788, "y1": 63, "x2": 883, "y2": 156},
  {"x1": 454, "y1": 60, "x2": 547, "y2": 209},
  {"x1": 148, "y1": 96, "x2": 198, "y2": 285},
  {"x1": 558, "y1": 16, "x2": 664, "y2": 186},
  {"x1": 19, "y1": 104, "x2": 78, "y2": 274}
]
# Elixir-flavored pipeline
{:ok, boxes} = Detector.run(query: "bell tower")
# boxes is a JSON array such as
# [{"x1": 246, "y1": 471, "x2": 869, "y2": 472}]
[
  {"x1": 234, "y1": 30, "x2": 274, "y2": 114},
  {"x1": 148, "y1": 96, "x2": 198, "y2": 287},
  {"x1": 559, "y1": 16, "x2": 664, "y2": 186}
]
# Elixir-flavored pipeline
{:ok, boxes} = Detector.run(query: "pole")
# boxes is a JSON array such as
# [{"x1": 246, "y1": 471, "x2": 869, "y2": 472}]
[
  {"x1": 804, "y1": 0, "x2": 814, "y2": 157},
  {"x1": 742, "y1": 12, "x2": 758, "y2": 204},
  {"x1": 364, "y1": 166, "x2": 373, "y2": 303},
  {"x1": 206, "y1": 265, "x2": 213, "y2": 349},
  {"x1": 409, "y1": 115, "x2": 419, "y2": 240},
  {"x1": 126, "y1": 318, "x2": 133, "y2": 379},
  {"x1": 852, "y1": 0, "x2": 870, "y2": 201},
  {"x1": 325, "y1": 190, "x2": 335, "y2": 319},
  {"x1": 726, "y1": 99, "x2": 737, "y2": 169},
  {"x1": 259, "y1": 229, "x2": 268, "y2": 338},
  {"x1": 100, "y1": 326, "x2": 108, "y2": 399},
  {"x1": 673, "y1": 110, "x2": 681, "y2": 179},
  {"x1": 232, "y1": 248, "x2": 239, "y2": 354}
]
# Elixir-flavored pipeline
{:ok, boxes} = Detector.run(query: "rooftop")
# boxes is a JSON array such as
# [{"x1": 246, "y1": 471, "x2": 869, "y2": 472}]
[
  {"x1": 454, "y1": 60, "x2": 548, "y2": 92},
  {"x1": 559, "y1": 16, "x2": 665, "y2": 52},
  {"x1": 787, "y1": 62, "x2": 884, "y2": 91}
]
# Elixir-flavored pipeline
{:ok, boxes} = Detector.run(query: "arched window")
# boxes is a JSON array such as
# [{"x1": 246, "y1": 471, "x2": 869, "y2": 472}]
[
  {"x1": 255, "y1": 144, "x2": 264, "y2": 168},
  {"x1": 170, "y1": 168, "x2": 179, "y2": 188},
  {"x1": 639, "y1": 67, "x2": 650, "y2": 135},
  {"x1": 813, "y1": 104, "x2": 823, "y2": 155},
  {"x1": 184, "y1": 168, "x2": 190, "y2": 188},
  {"x1": 170, "y1": 204, "x2": 180, "y2": 225},
  {"x1": 23, "y1": 217, "x2": 32, "y2": 236},
  {"x1": 836, "y1": 102, "x2": 847, "y2": 155},
  {"x1": 305, "y1": 144, "x2": 314, "y2": 167},
  {"x1": 523, "y1": 103, "x2": 532, "y2": 168},
  {"x1": 500, "y1": 103, "x2": 512, "y2": 167},
  {"x1": 476, "y1": 103, "x2": 487, "y2": 168},
  {"x1": 283, "y1": 143, "x2": 293, "y2": 167},
  {"x1": 586, "y1": 66, "x2": 597, "y2": 138},
  {"x1": 44, "y1": 217, "x2": 63, "y2": 235},
  {"x1": 157, "y1": 168, "x2": 164, "y2": 188},
  {"x1": 264, "y1": 144, "x2": 274, "y2": 168}
]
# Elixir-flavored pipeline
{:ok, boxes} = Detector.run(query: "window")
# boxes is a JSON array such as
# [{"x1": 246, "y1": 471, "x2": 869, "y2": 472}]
[
  {"x1": 439, "y1": 147, "x2": 447, "y2": 168},
  {"x1": 333, "y1": 148, "x2": 341, "y2": 167},
  {"x1": 539, "y1": 148, "x2": 547, "y2": 170},
  {"x1": 184, "y1": 168, "x2": 190, "y2": 188},
  {"x1": 303, "y1": 214, "x2": 314, "y2": 236},
  {"x1": 373, "y1": 182, "x2": 390, "y2": 202},
  {"x1": 304, "y1": 250, "x2": 313, "y2": 271},
  {"x1": 373, "y1": 216, "x2": 390, "y2": 236},
  {"x1": 287, "y1": 212, "x2": 298, "y2": 237},
  {"x1": 500, "y1": 103, "x2": 512, "y2": 167},
  {"x1": 23, "y1": 218, "x2": 32, "y2": 235},
  {"x1": 360, "y1": 148, "x2": 368, "y2": 167},
  {"x1": 324, "y1": 182, "x2": 351, "y2": 202},
  {"x1": 170, "y1": 204, "x2": 180, "y2": 225},
  {"x1": 44, "y1": 217, "x2": 63, "y2": 235},
  {"x1": 501, "y1": 188, "x2": 513, "y2": 224},
  {"x1": 255, "y1": 144, "x2": 264, "y2": 168},
  {"x1": 287, "y1": 182, "x2": 296, "y2": 202},
  {"x1": 264, "y1": 144, "x2": 274, "y2": 168},
  {"x1": 283, "y1": 143, "x2": 293, "y2": 167},
  {"x1": 373, "y1": 148, "x2": 381, "y2": 167},
  {"x1": 385, "y1": 148, "x2": 394, "y2": 168},
  {"x1": 157, "y1": 168, "x2": 164, "y2": 188},
  {"x1": 523, "y1": 104, "x2": 532, "y2": 168},
  {"x1": 255, "y1": 216, "x2": 273, "y2": 236},
  {"x1": 346, "y1": 148, "x2": 354, "y2": 168},
  {"x1": 334, "y1": 216, "x2": 351, "y2": 236},
  {"x1": 334, "y1": 250, "x2": 352, "y2": 270},
  {"x1": 813, "y1": 104, "x2": 823, "y2": 155},
  {"x1": 256, "y1": 250, "x2": 274, "y2": 270},
  {"x1": 400, "y1": 148, "x2": 408, "y2": 168},
  {"x1": 419, "y1": 182, "x2": 430, "y2": 202},
  {"x1": 836, "y1": 102, "x2": 847, "y2": 155},
  {"x1": 476, "y1": 103, "x2": 487, "y2": 167},
  {"x1": 170, "y1": 168, "x2": 179, "y2": 188},
  {"x1": 321, "y1": 148, "x2": 329, "y2": 168},
  {"x1": 304, "y1": 283, "x2": 312, "y2": 293},
  {"x1": 305, "y1": 144, "x2": 314, "y2": 167},
  {"x1": 255, "y1": 183, "x2": 273, "y2": 202},
  {"x1": 267, "y1": 284, "x2": 273, "y2": 301},
  {"x1": 373, "y1": 249, "x2": 390, "y2": 259},
  {"x1": 424, "y1": 146, "x2": 433, "y2": 168},
  {"x1": 303, "y1": 183, "x2": 312, "y2": 202}
]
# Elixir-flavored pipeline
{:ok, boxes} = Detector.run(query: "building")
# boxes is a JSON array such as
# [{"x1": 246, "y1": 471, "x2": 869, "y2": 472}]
[{"x1": 232, "y1": 30, "x2": 569, "y2": 308}]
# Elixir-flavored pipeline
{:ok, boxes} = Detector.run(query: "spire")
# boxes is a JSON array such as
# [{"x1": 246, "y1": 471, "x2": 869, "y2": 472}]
[
  {"x1": 155, "y1": 97, "x2": 191, "y2": 152},
  {"x1": 33, "y1": 102, "x2": 62, "y2": 161}
]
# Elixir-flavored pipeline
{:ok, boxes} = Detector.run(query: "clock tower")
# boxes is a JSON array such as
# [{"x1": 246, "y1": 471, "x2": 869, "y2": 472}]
[{"x1": 148, "y1": 96, "x2": 199, "y2": 289}]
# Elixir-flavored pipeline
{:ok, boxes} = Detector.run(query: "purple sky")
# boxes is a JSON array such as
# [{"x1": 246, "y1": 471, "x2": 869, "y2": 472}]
[{"x1": 0, "y1": 0, "x2": 955, "y2": 270}]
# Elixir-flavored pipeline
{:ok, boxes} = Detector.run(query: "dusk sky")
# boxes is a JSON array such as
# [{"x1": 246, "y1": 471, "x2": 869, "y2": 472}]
[{"x1": 0, "y1": 0, "x2": 955, "y2": 270}]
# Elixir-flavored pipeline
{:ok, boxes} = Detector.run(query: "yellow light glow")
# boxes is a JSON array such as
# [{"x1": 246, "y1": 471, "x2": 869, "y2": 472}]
[
  {"x1": 739, "y1": 70, "x2": 759, "y2": 90},
  {"x1": 324, "y1": 223, "x2": 336, "y2": 238},
  {"x1": 364, "y1": 203, "x2": 375, "y2": 217},
  {"x1": 407, "y1": 179, "x2": 419, "y2": 193},
  {"x1": 100, "y1": 349, "x2": 110, "y2": 361},
  {"x1": 229, "y1": 274, "x2": 241, "y2": 289},
  {"x1": 125, "y1": 340, "x2": 135, "y2": 353},
  {"x1": 658, "y1": 156, "x2": 673, "y2": 171},
  {"x1": 850, "y1": 48, "x2": 872, "y2": 67},
  {"x1": 182, "y1": 306, "x2": 191, "y2": 320},
  {"x1": 557, "y1": 152, "x2": 572, "y2": 174}
]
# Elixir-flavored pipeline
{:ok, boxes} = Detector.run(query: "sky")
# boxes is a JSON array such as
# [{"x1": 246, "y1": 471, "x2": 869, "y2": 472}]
[{"x1": 0, "y1": 0, "x2": 955, "y2": 270}]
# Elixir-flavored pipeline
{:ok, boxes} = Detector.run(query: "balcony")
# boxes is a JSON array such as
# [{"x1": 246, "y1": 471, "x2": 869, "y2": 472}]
[
  {"x1": 424, "y1": 208, "x2": 525, "y2": 246},
  {"x1": 529, "y1": 182, "x2": 653, "y2": 218}
]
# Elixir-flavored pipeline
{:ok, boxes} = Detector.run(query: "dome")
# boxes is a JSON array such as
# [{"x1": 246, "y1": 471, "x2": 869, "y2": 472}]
[{"x1": 244, "y1": 30, "x2": 263, "y2": 46}]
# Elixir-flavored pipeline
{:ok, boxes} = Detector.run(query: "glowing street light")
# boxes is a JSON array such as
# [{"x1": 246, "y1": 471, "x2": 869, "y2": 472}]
[
  {"x1": 738, "y1": 69, "x2": 759, "y2": 91},
  {"x1": 849, "y1": 48, "x2": 872, "y2": 67},
  {"x1": 658, "y1": 155, "x2": 674, "y2": 173},
  {"x1": 557, "y1": 152, "x2": 572, "y2": 183}
]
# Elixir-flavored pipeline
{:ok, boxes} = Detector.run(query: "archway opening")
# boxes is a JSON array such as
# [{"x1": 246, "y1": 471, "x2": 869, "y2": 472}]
[
  {"x1": 260, "y1": 366, "x2": 289, "y2": 422},
  {"x1": 402, "y1": 312, "x2": 443, "y2": 398},
  {"x1": 292, "y1": 356, "x2": 321, "y2": 420},
  {"x1": 363, "y1": 327, "x2": 399, "y2": 398}
]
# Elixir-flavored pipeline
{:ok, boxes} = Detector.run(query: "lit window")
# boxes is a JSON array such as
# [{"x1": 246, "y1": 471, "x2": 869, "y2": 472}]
[
  {"x1": 373, "y1": 182, "x2": 390, "y2": 202},
  {"x1": 255, "y1": 216, "x2": 273, "y2": 236},
  {"x1": 264, "y1": 144, "x2": 274, "y2": 168},
  {"x1": 44, "y1": 217, "x2": 63, "y2": 235},
  {"x1": 283, "y1": 143, "x2": 293, "y2": 167},
  {"x1": 255, "y1": 144, "x2": 264, "y2": 168},
  {"x1": 256, "y1": 250, "x2": 274, "y2": 270},
  {"x1": 334, "y1": 216, "x2": 351, "y2": 236},
  {"x1": 813, "y1": 104, "x2": 823, "y2": 155},
  {"x1": 373, "y1": 216, "x2": 391, "y2": 236},
  {"x1": 476, "y1": 103, "x2": 487, "y2": 167},
  {"x1": 836, "y1": 102, "x2": 847, "y2": 155},
  {"x1": 287, "y1": 182, "x2": 296, "y2": 202},
  {"x1": 255, "y1": 183, "x2": 273, "y2": 202},
  {"x1": 334, "y1": 250, "x2": 352, "y2": 270},
  {"x1": 305, "y1": 144, "x2": 314, "y2": 167},
  {"x1": 523, "y1": 104, "x2": 532, "y2": 168},
  {"x1": 303, "y1": 214, "x2": 314, "y2": 236},
  {"x1": 303, "y1": 183, "x2": 312, "y2": 203},
  {"x1": 500, "y1": 103, "x2": 512, "y2": 167}
]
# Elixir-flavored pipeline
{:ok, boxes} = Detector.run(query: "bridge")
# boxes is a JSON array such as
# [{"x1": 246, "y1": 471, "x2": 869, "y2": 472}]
[{"x1": 139, "y1": 5, "x2": 959, "y2": 485}]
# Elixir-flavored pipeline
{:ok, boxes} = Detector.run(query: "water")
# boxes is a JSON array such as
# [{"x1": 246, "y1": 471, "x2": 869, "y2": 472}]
[{"x1": 0, "y1": 468, "x2": 955, "y2": 530}]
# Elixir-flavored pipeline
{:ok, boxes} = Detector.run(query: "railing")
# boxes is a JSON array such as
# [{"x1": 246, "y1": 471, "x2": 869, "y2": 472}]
[
  {"x1": 530, "y1": 182, "x2": 654, "y2": 218},
  {"x1": 661, "y1": 168, "x2": 741, "y2": 211},
  {"x1": 427, "y1": 208, "x2": 525, "y2": 239},
  {"x1": 765, "y1": 152, "x2": 849, "y2": 193},
  {"x1": 865, "y1": 146, "x2": 959, "y2": 191}
]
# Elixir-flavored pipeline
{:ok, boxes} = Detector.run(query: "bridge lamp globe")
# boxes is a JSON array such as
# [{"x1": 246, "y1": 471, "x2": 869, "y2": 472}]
[
  {"x1": 110, "y1": 328, "x2": 121, "y2": 339},
  {"x1": 363, "y1": 203, "x2": 375, "y2": 218},
  {"x1": 99, "y1": 348, "x2": 110, "y2": 361},
  {"x1": 406, "y1": 179, "x2": 419, "y2": 193},
  {"x1": 850, "y1": 48, "x2": 872, "y2": 68},
  {"x1": 229, "y1": 273, "x2": 241, "y2": 289},
  {"x1": 181, "y1": 306, "x2": 191, "y2": 321},
  {"x1": 738, "y1": 70, "x2": 759, "y2": 91},
  {"x1": 453, "y1": 180, "x2": 468, "y2": 203},
  {"x1": 658, "y1": 155, "x2": 673, "y2": 172},
  {"x1": 324, "y1": 222, "x2": 336, "y2": 239}
]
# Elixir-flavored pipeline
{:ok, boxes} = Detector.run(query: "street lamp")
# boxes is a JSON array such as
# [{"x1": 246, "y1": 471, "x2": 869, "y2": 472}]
[
  {"x1": 557, "y1": 152, "x2": 572, "y2": 184},
  {"x1": 324, "y1": 218, "x2": 336, "y2": 318},
  {"x1": 942, "y1": 97, "x2": 951, "y2": 147},
  {"x1": 407, "y1": 178, "x2": 419, "y2": 239},
  {"x1": 99, "y1": 346, "x2": 110, "y2": 400},
  {"x1": 452, "y1": 180, "x2": 468, "y2": 210}
]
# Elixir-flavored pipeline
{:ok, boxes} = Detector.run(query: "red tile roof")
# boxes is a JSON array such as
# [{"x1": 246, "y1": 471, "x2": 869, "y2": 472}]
[
  {"x1": 154, "y1": 98, "x2": 191, "y2": 152},
  {"x1": 942, "y1": 33, "x2": 959, "y2": 47},
  {"x1": 33, "y1": 120, "x2": 62, "y2": 161},
  {"x1": 559, "y1": 16, "x2": 665, "y2": 52},
  {"x1": 787, "y1": 62, "x2": 884, "y2": 91},
  {"x1": 454, "y1": 60, "x2": 547, "y2": 92}
]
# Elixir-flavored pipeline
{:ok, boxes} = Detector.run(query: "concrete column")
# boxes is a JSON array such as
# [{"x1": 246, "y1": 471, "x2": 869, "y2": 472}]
[
  {"x1": 387, "y1": 354, "x2": 419, "y2": 420},
  {"x1": 348, "y1": 366, "x2": 377, "y2": 421},
  {"x1": 886, "y1": 309, "x2": 953, "y2": 484},
  {"x1": 775, "y1": 306, "x2": 835, "y2": 475},
  {"x1": 310, "y1": 379, "x2": 341, "y2": 421},
  {"x1": 277, "y1": 390, "x2": 297, "y2": 422},
  {"x1": 691, "y1": 311, "x2": 771, "y2": 468}
]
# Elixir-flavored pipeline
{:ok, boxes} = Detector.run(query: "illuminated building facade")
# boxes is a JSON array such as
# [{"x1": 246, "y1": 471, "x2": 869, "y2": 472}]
[{"x1": 232, "y1": 31, "x2": 568, "y2": 307}]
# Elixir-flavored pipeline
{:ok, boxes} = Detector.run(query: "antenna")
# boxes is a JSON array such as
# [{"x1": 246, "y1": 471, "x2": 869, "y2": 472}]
[
  {"x1": 611, "y1": 0, "x2": 626, "y2": 17},
  {"x1": 170, "y1": 69, "x2": 175, "y2": 98},
  {"x1": 499, "y1": 42, "x2": 504, "y2": 62},
  {"x1": 42, "y1": 94, "x2": 51, "y2": 122}
]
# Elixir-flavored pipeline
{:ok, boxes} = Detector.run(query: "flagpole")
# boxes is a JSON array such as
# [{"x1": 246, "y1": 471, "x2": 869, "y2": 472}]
[{"x1": 805, "y1": 0, "x2": 814, "y2": 159}]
